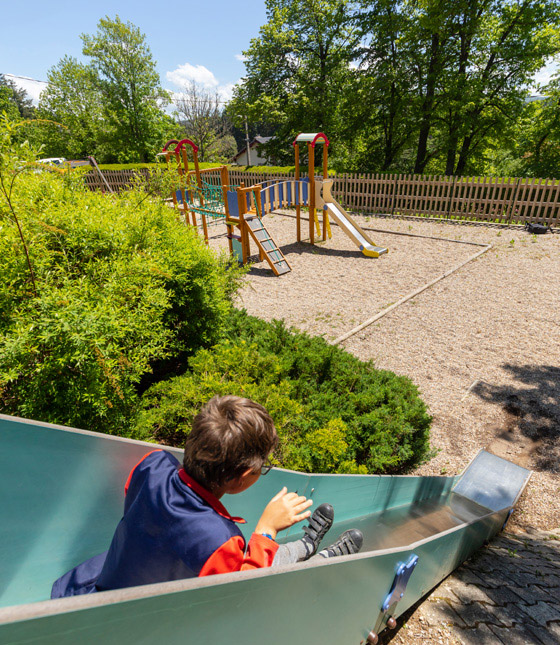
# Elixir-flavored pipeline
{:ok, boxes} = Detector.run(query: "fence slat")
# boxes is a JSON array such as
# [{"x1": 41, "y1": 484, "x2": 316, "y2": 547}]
[{"x1": 84, "y1": 169, "x2": 560, "y2": 226}]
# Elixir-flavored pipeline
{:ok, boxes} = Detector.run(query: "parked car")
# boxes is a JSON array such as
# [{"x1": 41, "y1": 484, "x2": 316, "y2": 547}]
[{"x1": 37, "y1": 157, "x2": 67, "y2": 167}]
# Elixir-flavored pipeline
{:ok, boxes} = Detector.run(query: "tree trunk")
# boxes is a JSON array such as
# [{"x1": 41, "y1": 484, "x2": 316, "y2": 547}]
[{"x1": 414, "y1": 33, "x2": 440, "y2": 174}]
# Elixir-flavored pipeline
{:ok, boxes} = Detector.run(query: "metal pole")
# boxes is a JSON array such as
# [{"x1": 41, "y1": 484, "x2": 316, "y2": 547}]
[
  {"x1": 87, "y1": 156, "x2": 113, "y2": 194},
  {"x1": 244, "y1": 115, "x2": 252, "y2": 166}
]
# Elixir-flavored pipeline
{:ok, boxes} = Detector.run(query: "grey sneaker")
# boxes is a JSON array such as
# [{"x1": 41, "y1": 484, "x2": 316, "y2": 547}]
[
  {"x1": 319, "y1": 529, "x2": 363, "y2": 558},
  {"x1": 302, "y1": 503, "x2": 334, "y2": 557}
]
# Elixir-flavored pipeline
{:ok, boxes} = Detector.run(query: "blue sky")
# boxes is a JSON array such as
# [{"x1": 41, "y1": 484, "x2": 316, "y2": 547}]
[
  {"x1": 1, "y1": 0, "x2": 557, "y2": 106},
  {"x1": 1, "y1": 0, "x2": 267, "y2": 104}
]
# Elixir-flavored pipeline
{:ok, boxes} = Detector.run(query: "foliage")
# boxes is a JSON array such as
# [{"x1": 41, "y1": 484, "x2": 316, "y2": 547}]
[
  {"x1": 230, "y1": 0, "x2": 560, "y2": 176},
  {"x1": 509, "y1": 89, "x2": 560, "y2": 178},
  {"x1": 96, "y1": 162, "x2": 225, "y2": 171},
  {"x1": 0, "y1": 118, "x2": 243, "y2": 432},
  {"x1": 0, "y1": 75, "x2": 34, "y2": 120},
  {"x1": 37, "y1": 16, "x2": 174, "y2": 163},
  {"x1": 227, "y1": 0, "x2": 359, "y2": 165},
  {"x1": 36, "y1": 57, "x2": 102, "y2": 159},
  {"x1": 134, "y1": 310, "x2": 432, "y2": 475}
]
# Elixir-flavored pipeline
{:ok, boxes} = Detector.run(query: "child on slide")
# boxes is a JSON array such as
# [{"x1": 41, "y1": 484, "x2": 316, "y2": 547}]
[{"x1": 52, "y1": 395, "x2": 363, "y2": 597}]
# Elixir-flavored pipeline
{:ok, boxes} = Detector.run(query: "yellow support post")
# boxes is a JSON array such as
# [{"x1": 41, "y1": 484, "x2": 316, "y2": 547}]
[
  {"x1": 294, "y1": 143, "x2": 301, "y2": 242},
  {"x1": 322, "y1": 143, "x2": 330, "y2": 240},
  {"x1": 308, "y1": 142, "x2": 315, "y2": 245},
  {"x1": 237, "y1": 184, "x2": 250, "y2": 264}
]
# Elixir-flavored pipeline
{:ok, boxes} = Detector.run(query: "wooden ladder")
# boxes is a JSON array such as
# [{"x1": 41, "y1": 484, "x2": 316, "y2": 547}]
[{"x1": 245, "y1": 215, "x2": 291, "y2": 276}]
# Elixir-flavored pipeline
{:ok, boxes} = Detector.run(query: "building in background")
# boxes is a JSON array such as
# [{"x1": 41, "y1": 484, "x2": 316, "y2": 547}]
[{"x1": 231, "y1": 136, "x2": 273, "y2": 166}]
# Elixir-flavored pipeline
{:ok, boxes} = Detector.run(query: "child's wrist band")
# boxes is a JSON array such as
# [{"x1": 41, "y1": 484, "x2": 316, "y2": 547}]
[{"x1": 260, "y1": 532, "x2": 275, "y2": 541}]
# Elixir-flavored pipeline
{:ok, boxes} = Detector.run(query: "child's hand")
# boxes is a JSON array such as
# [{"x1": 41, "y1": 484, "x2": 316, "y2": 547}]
[{"x1": 255, "y1": 487, "x2": 313, "y2": 539}]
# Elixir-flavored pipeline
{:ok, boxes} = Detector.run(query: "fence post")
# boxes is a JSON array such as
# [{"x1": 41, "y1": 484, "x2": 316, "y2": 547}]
[
  {"x1": 390, "y1": 174, "x2": 398, "y2": 216},
  {"x1": 446, "y1": 175, "x2": 456, "y2": 219},
  {"x1": 506, "y1": 177, "x2": 521, "y2": 223}
]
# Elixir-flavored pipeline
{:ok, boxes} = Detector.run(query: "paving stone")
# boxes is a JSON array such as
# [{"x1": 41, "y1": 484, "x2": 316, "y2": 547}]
[
  {"x1": 541, "y1": 574, "x2": 560, "y2": 587},
  {"x1": 495, "y1": 535, "x2": 526, "y2": 548},
  {"x1": 495, "y1": 602, "x2": 542, "y2": 628},
  {"x1": 525, "y1": 622, "x2": 560, "y2": 645},
  {"x1": 467, "y1": 569, "x2": 518, "y2": 588},
  {"x1": 452, "y1": 602, "x2": 509, "y2": 628},
  {"x1": 432, "y1": 583, "x2": 463, "y2": 604},
  {"x1": 547, "y1": 622, "x2": 560, "y2": 640},
  {"x1": 510, "y1": 585, "x2": 556, "y2": 605},
  {"x1": 502, "y1": 569, "x2": 552, "y2": 587},
  {"x1": 421, "y1": 599, "x2": 467, "y2": 628},
  {"x1": 467, "y1": 554, "x2": 501, "y2": 571},
  {"x1": 517, "y1": 602, "x2": 560, "y2": 628},
  {"x1": 446, "y1": 580, "x2": 496, "y2": 606},
  {"x1": 482, "y1": 585, "x2": 526, "y2": 606},
  {"x1": 454, "y1": 567, "x2": 487, "y2": 586},
  {"x1": 489, "y1": 623, "x2": 556, "y2": 645},
  {"x1": 455, "y1": 624, "x2": 505, "y2": 644},
  {"x1": 515, "y1": 560, "x2": 560, "y2": 577}
]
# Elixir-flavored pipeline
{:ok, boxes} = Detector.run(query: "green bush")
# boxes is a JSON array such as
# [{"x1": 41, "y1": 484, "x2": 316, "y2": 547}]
[
  {"x1": 0, "y1": 123, "x2": 243, "y2": 432},
  {"x1": 134, "y1": 310, "x2": 433, "y2": 474}
]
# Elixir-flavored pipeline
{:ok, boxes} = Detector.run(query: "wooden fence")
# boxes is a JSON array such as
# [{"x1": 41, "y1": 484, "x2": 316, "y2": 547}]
[{"x1": 84, "y1": 169, "x2": 560, "y2": 226}]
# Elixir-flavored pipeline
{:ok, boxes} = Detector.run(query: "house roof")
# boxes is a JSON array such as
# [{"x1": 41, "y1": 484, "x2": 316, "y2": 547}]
[{"x1": 232, "y1": 136, "x2": 272, "y2": 161}]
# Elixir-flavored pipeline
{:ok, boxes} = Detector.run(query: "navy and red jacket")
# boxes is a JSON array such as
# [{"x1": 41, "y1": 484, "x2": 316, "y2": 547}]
[{"x1": 51, "y1": 450, "x2": 278, "y2": 598}]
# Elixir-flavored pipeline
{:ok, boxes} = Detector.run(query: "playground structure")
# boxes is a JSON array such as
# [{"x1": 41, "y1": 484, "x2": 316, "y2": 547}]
[
  {"x1": 162, "y1": 133, "x2": 388, "y2": 277},
  {"x1": 292, "y1": 133, "x2": 388, "y2": 258},
  {"x1": 159, "y1": 139, "x2": 231, "y2": 241},
  {"x1": 0, "y1": 413, "x2": 530, "y2": 644}
]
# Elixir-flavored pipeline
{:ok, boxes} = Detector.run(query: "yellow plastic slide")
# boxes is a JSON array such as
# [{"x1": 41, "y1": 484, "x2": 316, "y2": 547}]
[{"x1": 318, "y1": 180, "x2": 388, "y2": 258}]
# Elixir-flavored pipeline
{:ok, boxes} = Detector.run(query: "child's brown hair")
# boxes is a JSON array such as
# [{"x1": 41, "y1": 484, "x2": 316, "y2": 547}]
[{"x1": 183, "y1": 395, "x2": 278, "y2": 490}]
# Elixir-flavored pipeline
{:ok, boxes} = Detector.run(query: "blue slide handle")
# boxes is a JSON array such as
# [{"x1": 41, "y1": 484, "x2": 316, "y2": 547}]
[{"x1": 382, "y1": 554, "x2": 419, "y2": 612}]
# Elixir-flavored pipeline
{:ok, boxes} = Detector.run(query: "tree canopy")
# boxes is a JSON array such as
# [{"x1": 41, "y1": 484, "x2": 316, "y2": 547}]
[{"x1": 230, "y1": 0, "x2": 560, "y2": 175}]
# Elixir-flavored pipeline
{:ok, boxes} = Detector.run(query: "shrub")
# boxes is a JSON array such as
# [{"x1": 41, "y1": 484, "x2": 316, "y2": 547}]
[
  {"x1": 0, "y1": 121, "x2": 243, "y2": 432},
  {"x1": 134, "y1": 310, "x2": 433, "y2": 474}
]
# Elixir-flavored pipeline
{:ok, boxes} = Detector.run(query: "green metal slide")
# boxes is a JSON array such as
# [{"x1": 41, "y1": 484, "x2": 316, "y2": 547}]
[{"x1": 0, "y1": 414, "x2": 530, "y2": 644}]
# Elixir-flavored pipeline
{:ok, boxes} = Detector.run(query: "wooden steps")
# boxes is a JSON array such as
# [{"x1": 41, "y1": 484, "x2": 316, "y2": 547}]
[{"x1": 245, "y1": 215, "x2": 291, "y2": 276}]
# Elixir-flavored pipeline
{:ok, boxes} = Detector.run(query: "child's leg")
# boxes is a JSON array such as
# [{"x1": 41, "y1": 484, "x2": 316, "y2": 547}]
[
  {"x1": 272, "y1": 529, "x2": 364, "y2": 566},
  {"x1": 271, "y1": 503, "x2": 334, "y2": 567},
  {"x1": 271, "y1": 541, "x2": 310, "y2": 566},
  {"x1": 315, "y1": 529, "x2": 363, "y2": 559}
]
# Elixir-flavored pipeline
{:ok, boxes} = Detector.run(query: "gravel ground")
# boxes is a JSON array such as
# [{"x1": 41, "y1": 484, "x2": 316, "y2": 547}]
[{"x1": 207, "y1": 212, "x2": 560, "y2": 531}]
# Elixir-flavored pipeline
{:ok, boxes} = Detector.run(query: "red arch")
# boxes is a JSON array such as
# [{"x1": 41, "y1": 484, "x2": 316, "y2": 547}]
[
  {"x1": 162, "y1": 138, "x2": 199, "y2": 154},
  {"x1": 292, "y1": 132, "x2": 330, "y2": 148},
  {"x1": 174, "y1": 138, "x2": 199, "y2": 154}
]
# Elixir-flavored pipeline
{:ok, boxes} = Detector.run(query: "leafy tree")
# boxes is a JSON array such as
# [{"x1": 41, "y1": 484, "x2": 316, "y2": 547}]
[
  {"x1": 357, "y1": 0, "x2": 560, "y2": 174},
  {"x1": 81, "y1": 15, "x2": 171, "y2": 162},
  {"x1": 439, "y1": 0, "x2": 560, "y2": 175},
  {"x1": 228, "y1": 0, "x2": 359, "y2": 164},
  {"x1": 511, "y1": 89, "x2": 560, "y2": 178},
  {"x1": 0, "y1": 75, "x2": 34, "y2": 120},
  {"x1": 36, "y1": 57, "x2": 102, "y2": 159}
]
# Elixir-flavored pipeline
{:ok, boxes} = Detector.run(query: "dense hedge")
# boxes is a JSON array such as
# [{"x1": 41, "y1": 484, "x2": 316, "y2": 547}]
[
  {"x1": 0, "y1": 163, "x2": 242, "y2": 433},
  {"x1": 134, "y1": 310, "x2": 433, "y2": 474}
]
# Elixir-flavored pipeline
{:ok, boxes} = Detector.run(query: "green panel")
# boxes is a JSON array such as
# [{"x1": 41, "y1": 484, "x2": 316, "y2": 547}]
[
  {"x1": 1, "y1": 412, "x2": 514, "y2": 645},
  {"x1": 0, "y1": 417, "x2": 180, "y2": 608},
  {"x1": 0, "y1": 415, "x2": 465, "y2": 610},
  {"x1": 0, "y1": 511, "x2": 506, "y2": 645}
]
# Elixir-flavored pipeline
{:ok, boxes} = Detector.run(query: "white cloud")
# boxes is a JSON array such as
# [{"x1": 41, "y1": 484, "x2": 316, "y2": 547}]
[
  {"x1": 532, "y1": 59, "x2": 559, "y2": 90},
  {"x1": 5, "y1": 74, "x2": 47, "y2": 105},
  {"x1": 166, "y1": 63, "x2": 239, "y2": 106},
  {"x1": 235, "y1": 54, "x2": 247, "y2": 62},
  {"x1": 217, "y1": 82, "x2": 236, "y2": 102},
  {"x1": 166, "y1": 63, "x2": 219, "y2": 89}
]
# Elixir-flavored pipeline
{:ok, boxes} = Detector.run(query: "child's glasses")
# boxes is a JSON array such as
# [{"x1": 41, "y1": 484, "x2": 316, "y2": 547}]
[{"x1": 260, "y1": 460, "x2": 273, "y2": 475}]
